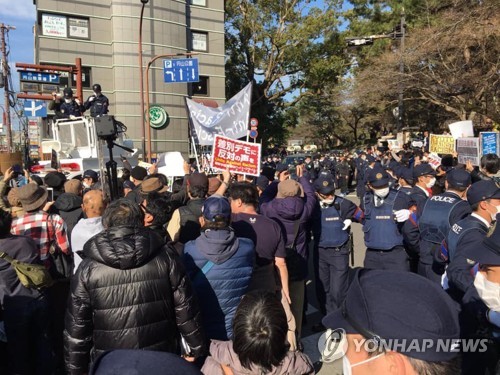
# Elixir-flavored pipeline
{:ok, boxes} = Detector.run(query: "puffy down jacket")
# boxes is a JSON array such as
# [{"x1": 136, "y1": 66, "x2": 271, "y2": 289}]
[{"x1": 64, "y1": 226, "x2": 206, "y2": 374}]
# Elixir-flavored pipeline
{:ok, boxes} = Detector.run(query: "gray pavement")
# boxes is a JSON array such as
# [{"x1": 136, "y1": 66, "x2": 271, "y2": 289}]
[{"x1": 301, "y1": 193, "x2": 365, "y2": 374}]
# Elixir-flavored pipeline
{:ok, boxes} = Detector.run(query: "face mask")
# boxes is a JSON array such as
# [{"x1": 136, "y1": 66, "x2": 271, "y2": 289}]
[
  {"x1": 342, "y1": 353, "x2": 385, "y2": 375},
  {"x1": 321, "y1": 198, "x2": 334, "y2": 206},
  {"x1": 474, "y1": 271, "x2": 500, "y2": 311},
  {"x1": 422, "y1": 157, "x2": 428, "y2": 162},
  {"x1": 64, "y1": 98, "x2": 72, "y2": 103},
  {"x1": 94, "y1": 91, "x2": 101, "y2": 96},
  {"x1": 374, "y1": 187, "x2": 390, "y2": 198},
  {"x1": 426, "y1": 177, "x2": 436, "y2": 188},
  {"x1": 486, "y1": 202, "x2": 500, "y2": 222},
  {"x1": 82, "y1": 181, "x2": 91, "y2": 188}
]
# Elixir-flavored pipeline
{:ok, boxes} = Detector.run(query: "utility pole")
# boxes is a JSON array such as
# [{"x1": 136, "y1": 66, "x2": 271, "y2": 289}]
[
  {"x1": 0, "y1": 23, "x2": 16, "y2": 153},
  {"x1": 397, "y1": 10, "x2": 405, "y2": 131}
]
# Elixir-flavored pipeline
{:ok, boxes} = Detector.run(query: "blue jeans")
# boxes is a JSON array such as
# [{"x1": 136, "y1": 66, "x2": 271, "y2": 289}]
[{"x1": 3, "y1": 294, "x2": 54, "y2": 375}]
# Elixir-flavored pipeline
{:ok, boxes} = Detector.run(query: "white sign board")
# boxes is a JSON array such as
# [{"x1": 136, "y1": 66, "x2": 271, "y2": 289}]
[
  {"x1": 427, "y1": 153, "x2": 442, "y2": 170},
  {"x1": 157, "y1": 152, "x2": 186, "y2": 177},
  {"x1": 449, "y1": 120, "x2": 474, "y2": 139},
  {"x1": 69, "y1": 18, "x2": 89, "y2": 39},
  {"x1": 42, "y1": 14, "x2": 67, "y2": 38},
  {"x1": 456, "y1": 137, "x2": 481, "y2": 166}
]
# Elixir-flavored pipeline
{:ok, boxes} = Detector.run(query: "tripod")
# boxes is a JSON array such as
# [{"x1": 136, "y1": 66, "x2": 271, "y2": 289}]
[{"x1": 101, "y1": 136, "x2": 134, "y2": 201}]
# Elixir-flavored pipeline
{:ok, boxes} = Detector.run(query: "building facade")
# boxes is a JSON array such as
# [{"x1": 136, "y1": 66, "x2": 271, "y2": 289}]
[{"x1": 33, "y1": 0, "x2": 225, "y2": 156}]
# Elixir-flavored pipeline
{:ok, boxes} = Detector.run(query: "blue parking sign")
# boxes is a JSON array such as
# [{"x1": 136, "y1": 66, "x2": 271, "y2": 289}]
[{"x1": 163, "y1": 58, "x2": 199, "y2": 83}]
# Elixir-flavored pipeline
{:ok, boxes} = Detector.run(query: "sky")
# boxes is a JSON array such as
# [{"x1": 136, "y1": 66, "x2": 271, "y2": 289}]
[
  {"x1": 0, "y1": 0, "x2": 354, "y2": 128},
  {"x1": 0, "y1": 0, "x2": 36, "y2": 129}
]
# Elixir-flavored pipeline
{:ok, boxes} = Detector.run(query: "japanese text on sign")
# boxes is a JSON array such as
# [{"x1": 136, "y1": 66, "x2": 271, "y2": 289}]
[
  {"x1": 429, "y1": 134, "x2": 455, "y2": 154},
  {"x1": 211, "y1": 135, "x2": 261, "y2": 177},
  {"x1": 456, "y1": 137, "x2": 480, "y2": 166}
]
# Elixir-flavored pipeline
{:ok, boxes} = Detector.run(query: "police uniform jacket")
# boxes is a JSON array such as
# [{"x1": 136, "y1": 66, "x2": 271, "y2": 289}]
[
  {"x1": 418, "y1": 191, "x2": 471, "y2": 265},
  {"x1": 312, "y1": 197, "x2": 363, "y2": 248},
  {"x1": 84, "y1": 94, "x2": 109, "y2": 117},
  {"x1": 446, "y1": 214, "x2": 489, "y2": 299}
]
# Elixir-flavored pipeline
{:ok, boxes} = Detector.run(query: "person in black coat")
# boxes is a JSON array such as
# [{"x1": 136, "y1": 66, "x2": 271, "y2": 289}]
[
  {"x1": 0, "y1": 210, "x2": 54, "y2": 375},
  {"x1": 64, "y1": 199, "x2": 207, "y2": 374}
]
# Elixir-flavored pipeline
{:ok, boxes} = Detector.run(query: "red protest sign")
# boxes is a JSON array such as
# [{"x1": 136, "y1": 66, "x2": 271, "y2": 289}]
[{"x1": 211, "y1": 135, "x2": 261, "y2": 176}]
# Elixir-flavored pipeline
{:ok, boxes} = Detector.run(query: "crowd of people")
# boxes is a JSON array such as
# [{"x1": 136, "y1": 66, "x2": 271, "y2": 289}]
[{"x1": 0, "y1": 138, "x2": 499, "y2": 374}]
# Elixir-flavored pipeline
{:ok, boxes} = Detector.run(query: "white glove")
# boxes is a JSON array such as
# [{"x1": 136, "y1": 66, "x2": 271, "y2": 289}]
[
  {"x1": 69, "y1": 115, "x2": 77, "y2": 120},
  {"x1": 488, "y1": 310, "x2": 500, "y2": 328},
  {"x1": 342, "y1": 219, "x2": 352, "y2": 231},
  {"x1": 394, "y1": 209, "x2": 410, "y2": 222},
  {"x1": 88, "y1": 96, "x2": 95, "y2": 102},
  {"x1": 75, "y1": 99, "x2": 81, "y2": 105}
]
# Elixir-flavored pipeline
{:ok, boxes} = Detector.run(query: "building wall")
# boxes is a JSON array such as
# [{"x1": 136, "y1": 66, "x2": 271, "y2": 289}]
[{"x1": 34, "y1": 0, "x2": 225, "y2": 156}]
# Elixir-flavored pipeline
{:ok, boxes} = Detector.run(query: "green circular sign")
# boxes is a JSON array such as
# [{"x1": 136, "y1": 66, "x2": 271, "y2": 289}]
[{"x1": 148, "y1": 105, "x2": 170, "y2": 130}]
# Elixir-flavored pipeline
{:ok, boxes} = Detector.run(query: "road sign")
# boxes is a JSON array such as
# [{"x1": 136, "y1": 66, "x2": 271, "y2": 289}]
[
  {"x1": 249, "y1": 129, "x2": 258, "y2": 139},
  {"x1": 24, "y1": 100, "x2": 47, "y2": 118},
  {"x1": 19, "y1": 70, "x2": 60, "y2": 84},
  {"x1": 163, "y1": 58, "x2": 199, "y2": 83},
  {"x1": 250, "y1": 117, "x2": 259, "y2": 127}
]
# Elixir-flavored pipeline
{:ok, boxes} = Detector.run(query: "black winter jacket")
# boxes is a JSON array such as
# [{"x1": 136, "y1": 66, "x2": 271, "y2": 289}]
[
  {"x1": 63, "y1": 226, "x2": 206, "y2": 374},
  {"x1": 53, "y1": 193, "x2": 83, "y2": 241}
]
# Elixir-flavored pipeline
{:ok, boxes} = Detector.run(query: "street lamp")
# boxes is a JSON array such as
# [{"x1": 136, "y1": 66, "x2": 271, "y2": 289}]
[{"x1": 139, "y1": 0, "x2": 149, "y2": 160}]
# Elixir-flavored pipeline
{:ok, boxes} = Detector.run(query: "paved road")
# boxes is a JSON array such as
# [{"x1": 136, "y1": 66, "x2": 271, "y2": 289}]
[{"x1": 301, "y1": 193, "x2": 366, "y2": 374}]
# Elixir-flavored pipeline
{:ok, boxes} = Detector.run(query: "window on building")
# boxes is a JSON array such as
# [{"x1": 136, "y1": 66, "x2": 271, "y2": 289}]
[
  {"x1": 191, "y1": 76, "x2": 209, "y2": 96},
  {"x1": 191, "y1": 31, "x2": 208, "y2": 52},
  {"x1": 191, "y1": 0, "x2": 207, "y2": 6}
]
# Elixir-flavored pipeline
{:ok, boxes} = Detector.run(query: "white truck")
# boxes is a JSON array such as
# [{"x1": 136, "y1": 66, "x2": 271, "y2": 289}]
[{"x1": 31, "y1": 116, "x2": 139, "y2": 178}]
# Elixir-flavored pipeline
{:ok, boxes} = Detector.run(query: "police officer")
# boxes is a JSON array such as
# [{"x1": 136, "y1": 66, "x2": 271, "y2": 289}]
[
  {"x1": 416, "y1": 168, "x2": 472, "y2": 284},
  {"x1": 361, "y1": 166, "x2": 411, "y2": 271},
  {"x1": 322, "y1": 269, "x2": 461, "y2": 373},
  {"x1": 84, "y1": 83, "x2": 109, "y2": 117},
  {"x1": 411, "y1": 163, "x2": 436, "y2": 214},
  {"x1": 443, "y1": 180, "x2": 500, "y2": 302},
  {"x1": 312, "y1": 172, "x2": 363, "y2": 318},
  {"x1": 460, "y1": 215, "x2": 500, "y2": 374},
  {"x1": 397, "y1": 167, "x2": 414, "y2": 196},
  {"x1": 59, "y1": 87, "x2": 84, "y2": 118},
  {"x1": 355, "y1": 152, "x2": 368, "y2": 199}
]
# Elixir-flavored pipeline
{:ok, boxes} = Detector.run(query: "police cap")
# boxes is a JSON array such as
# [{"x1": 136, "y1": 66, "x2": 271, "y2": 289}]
[
  {"x1": 399, "y1": 167, "x2": 414, "y2": 185},
  {"x1": 467, "y1": 180, "x2": 500, "y2": 205},
  {"x1": 323, "y1": 269, "x2": 460, "y2": 362},
  {"x1": 366, "y1": 166, "x2": 390, "y2": 188},
  {"x1": 314, "y1": 172, "x2": 336, "y2": 195},
  {"x1": 63, "y1": 87, "x2": 73, "y2": 98},
  {"x1": 446, "y1": 168, "x2": 471, "y2": 188},
  {"x1": 412, "y1": 163, "x2": 436, "y2": 179}
]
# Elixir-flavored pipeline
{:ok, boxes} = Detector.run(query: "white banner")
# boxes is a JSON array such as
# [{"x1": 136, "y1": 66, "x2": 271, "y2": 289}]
[
  {"x1": 186, "y1": 83, "x2": 252, "y2": 146},
  {"x1": 449, "y1": 120, "x2": 474, "y2": 139}
]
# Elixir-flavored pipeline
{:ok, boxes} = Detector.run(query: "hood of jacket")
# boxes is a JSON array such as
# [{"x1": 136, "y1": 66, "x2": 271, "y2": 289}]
[
  {"x1": 269, "y1": 196, "x2": 305, "y2": 221},
  {"x1": 194, "y1": 228, "x2": 239, "y2": 264},
  {"x1": 83, "y1": 226, "x2": 165, "y2": 270},
  {"x1": 54, "y1": 193, "x2": 82, "y2": 212}
]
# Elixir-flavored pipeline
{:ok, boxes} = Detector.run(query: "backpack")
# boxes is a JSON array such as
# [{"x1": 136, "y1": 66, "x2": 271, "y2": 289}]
[{"x1": 0, "y1": 251, "x2": 53, "y2": 290}]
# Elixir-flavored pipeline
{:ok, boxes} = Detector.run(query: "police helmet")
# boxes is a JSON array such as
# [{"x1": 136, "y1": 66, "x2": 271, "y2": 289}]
[
  {"x1": 63, "y1": 87, "x2": 73, "y2": 98},
  {"x1": 92, "y1": 83, "x2": 102, "y2": 93}
]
